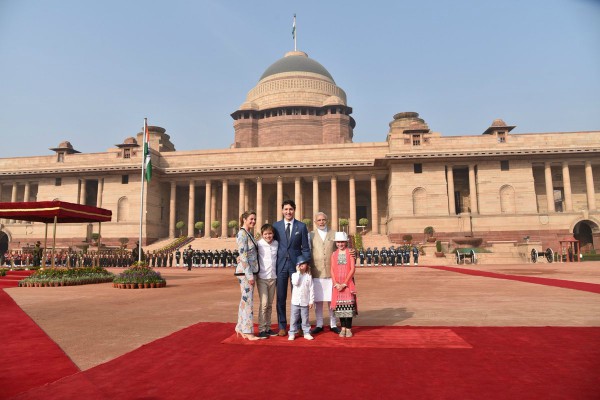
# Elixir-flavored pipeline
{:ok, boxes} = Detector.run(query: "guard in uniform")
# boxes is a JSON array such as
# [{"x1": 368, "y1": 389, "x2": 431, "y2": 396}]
[
  {"x1": 380, "y1": 247, "x2": 388, "y2": 266},
  {"x1": 373, "y1": 247, "x2": 380, "y2": 266},
  {"x1": 185, "y1": 245, "x2": 193, "y2": 271},
  {"x1": 232, "y1": 248, "x2": 239, "y2": 268},
  {"x1": 366, "y1": 247, "x2": 373, "y2": 266},
  {"x1": 226, "y1": 249, "x2": 233, "y2": 267},
  {"x1": 193, "y1": 249, "x2": 201, "y2": 268},
  {"x1": 389, "y1": 246, "x2": 396, "y2": 266},
  {"x1": 358, "y1": 248, "x2": 365, "y2": 267},
  {"x1": 403, "y1": 245, "x2": 411, "y2": 266},
  {"x1": 175, "y1": 249, "x2": 181, "y2": 267},
  {"x1": 412, "y1": 245, "x2": 419, "y2": 266},
  {"x1": 168, "y1": 251, "x2": 173, "y2": 267}
]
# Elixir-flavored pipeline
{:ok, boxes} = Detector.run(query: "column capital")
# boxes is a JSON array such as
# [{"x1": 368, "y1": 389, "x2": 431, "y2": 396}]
[{"x1": 256, "y1": 176, "x2": 263, "y2": 182}]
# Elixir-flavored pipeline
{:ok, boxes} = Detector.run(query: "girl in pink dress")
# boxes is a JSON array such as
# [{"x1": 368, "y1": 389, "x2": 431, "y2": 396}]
[{"x1": 330, "y1": 232, "x2": 357, "y2": 337}]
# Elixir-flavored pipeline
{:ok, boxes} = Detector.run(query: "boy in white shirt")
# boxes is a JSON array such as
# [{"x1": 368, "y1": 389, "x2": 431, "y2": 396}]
[
  {"x1": 257, "y1": 224, "x2": 279, "y2": 339},
  {"x1": 289, "y1": 255, "x2": 315, "y2": 341}
]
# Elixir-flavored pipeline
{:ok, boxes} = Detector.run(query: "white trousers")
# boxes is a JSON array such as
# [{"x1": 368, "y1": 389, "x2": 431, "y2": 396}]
[{"x1": 314, "y1": 301, "x2": 338, "y2": 328}]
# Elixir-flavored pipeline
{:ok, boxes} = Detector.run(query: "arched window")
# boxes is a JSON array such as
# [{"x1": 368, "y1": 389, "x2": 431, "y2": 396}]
[
  {"x1": 500, "y1": 185, "x2": 516, "y2": 214},
  {"x1": 117, "y1": 197, "x2": 129, "y2": 222},
  {"x1": 412, "y1": 187, "x2": 427, "y2": 216}
]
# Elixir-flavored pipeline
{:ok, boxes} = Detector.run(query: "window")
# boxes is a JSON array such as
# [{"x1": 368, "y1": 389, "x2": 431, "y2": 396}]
[
  {"x1": 498, "y1": 131, "x2": 506, "y2": 143},
  {"x1": 414, "y1": 163, "x2": 423, "y2": 174},
  {"x1": 412, "y1": 134, "x2": 421, "y2": 146},
  {"x1": 57, "y1": 153, "x2": 64, "y2": 162},
  {"x1": 122, "y1": 175, "x2": 129, "y2": 184},
  {"x1": 500, "y1": 160, "x2": 509, "y2": 171},
  {"x1": 55, "y1": 178, "x2": 62, "y2": 186},
  {"x1": 123, "y1": 148, "x2": 131, "y2": 159}
]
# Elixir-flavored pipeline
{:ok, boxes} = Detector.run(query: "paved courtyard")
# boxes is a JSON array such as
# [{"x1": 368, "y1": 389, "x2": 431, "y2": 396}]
[{"x1": 6, "y1": 262, "x2": 600, "y2": 371}]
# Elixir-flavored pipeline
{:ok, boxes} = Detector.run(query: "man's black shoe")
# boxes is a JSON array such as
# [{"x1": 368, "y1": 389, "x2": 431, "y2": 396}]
[
  {"x1": 309, "y1": 326, "x2": 324, "y2": 335},
  {"x1": 258, "y1": 331, "x2": 270, "y2": 339},
  {"x1": 266, "y1": 329, "x2": 278, "y2": 336},
  {"x1": 330, "y1": 326, "x2": 341, "y2": 334}
]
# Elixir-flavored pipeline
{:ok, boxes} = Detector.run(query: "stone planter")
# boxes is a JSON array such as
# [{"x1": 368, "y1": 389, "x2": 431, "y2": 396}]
[{"x1": 435, "y1": 252, "x2": 445, "y2": 257}]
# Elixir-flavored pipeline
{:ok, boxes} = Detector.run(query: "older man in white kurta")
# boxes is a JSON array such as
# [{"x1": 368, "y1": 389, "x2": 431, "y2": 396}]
[{"x1": 309, "y1": 212, "x2": 341, "y2": 334}]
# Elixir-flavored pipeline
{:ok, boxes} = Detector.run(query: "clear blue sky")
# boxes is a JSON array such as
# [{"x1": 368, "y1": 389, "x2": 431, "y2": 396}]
[{"x1": 1, "y1": 0, "x2": 598, "y2": 158}]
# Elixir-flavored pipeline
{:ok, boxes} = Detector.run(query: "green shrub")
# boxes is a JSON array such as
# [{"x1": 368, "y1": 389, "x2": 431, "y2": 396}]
[{"x1": 436, "y1": 240, "x2": 442, "y2": 253}]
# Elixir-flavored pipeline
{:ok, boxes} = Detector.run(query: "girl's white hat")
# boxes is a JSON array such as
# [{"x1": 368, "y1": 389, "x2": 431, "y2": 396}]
[{"x1": 334, "y1": 232, "x2": 348, "y2": 242}]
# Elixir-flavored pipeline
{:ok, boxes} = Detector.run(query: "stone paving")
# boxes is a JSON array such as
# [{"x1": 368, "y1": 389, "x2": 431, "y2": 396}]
[{"x1": 5, "y1": 262, "x2": 600, "y2": 371}]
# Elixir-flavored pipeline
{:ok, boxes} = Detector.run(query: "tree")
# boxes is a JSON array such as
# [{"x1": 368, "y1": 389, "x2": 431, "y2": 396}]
[
  {"x1": 353, "y1": 232, "x2": 363, "y2": 250},
  {"x1": 302, "y1": 218, "x2": 312, "y2": 228},
  {"x1": 358, "y1": 218, "x2": 369, "y2": 233},
  {"x1": 176, "y1": 220, "x2": 185, "y2": 237},
  {"x1": 194, "y1": 221, "x2": 204, "y2": 237},
  {"x1": 118, "y1": 237, "x2": 129, "y2": 248}
]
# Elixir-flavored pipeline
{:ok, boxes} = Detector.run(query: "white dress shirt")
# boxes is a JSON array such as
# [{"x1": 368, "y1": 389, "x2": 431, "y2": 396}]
[
  {"x1": 291, "y1": 271, "x2": 314, "y2": 307},
  {"x1": 257, "y1": 238, "x2": 277, "y2": 280}
]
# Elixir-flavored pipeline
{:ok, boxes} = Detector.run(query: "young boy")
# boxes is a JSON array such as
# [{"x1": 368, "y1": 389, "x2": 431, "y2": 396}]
[
  {"x1": 289, "y1": 255, "x2": 315, "y2": 341},
  {"x1": 257, "y1": 224, "x2": 279, "y2": 338}
]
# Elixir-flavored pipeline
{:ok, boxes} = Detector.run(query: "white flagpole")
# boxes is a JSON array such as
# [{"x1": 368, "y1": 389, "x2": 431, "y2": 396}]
[{"x1": 138, "y1": 118, "x2": 147, "y2": 262}]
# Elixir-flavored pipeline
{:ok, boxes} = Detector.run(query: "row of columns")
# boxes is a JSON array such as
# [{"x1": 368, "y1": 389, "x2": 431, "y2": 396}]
[
  {"x1": 169, "y1": 174, "x2": 380, "y2": 238},
  {"x1": 446, "y1": 164, "x2": 479, "y2": 215},
  {"x1": 544, "y1": 161, "x2": 597, "y2": 213}
]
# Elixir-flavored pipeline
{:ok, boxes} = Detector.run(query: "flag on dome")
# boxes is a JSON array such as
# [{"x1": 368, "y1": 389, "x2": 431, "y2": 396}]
[
  {"x1": 292, "y1": 14, "x2": 296, "y2": 39},
  {"x1": 143, "y1": 119, "x2": 152, "y2": 182}
]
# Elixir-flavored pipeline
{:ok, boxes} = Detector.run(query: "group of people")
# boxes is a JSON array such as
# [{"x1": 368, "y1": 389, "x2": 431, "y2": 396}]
[
  {"x1": 358, "y1": 245, "x2": 420, "y2": 266},
  {"x1": 234, "y1": 200, "x2": 358, "y2": 341},
  {"x1": 167, "y1": 247, "x2": 239, "y2": 270}
]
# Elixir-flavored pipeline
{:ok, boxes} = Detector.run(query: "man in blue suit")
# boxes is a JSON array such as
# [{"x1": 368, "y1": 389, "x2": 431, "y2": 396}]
[{"x1": 273, "y1": 199, "x2": 311, "y2": 336}]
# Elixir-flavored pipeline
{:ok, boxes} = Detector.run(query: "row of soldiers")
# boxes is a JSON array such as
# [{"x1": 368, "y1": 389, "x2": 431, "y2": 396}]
[
  {"x1": 358, "y1": 245, "x2": 420, "y2": 266},
  {"x1": 156, "y1": 247, "x2": 240, "y2": 269}
]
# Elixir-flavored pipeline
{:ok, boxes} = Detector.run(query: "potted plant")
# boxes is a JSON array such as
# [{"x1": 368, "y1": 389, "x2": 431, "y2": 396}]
[
  {"x1": 339, "y1": 218, "x2": 349, "y2": 233},
  {"x1": 176, "y1": 221, "x2": 185, "y2": 237},
  {"x1": 228, "y1": 220, "x2": 238, "y2": 237},
  {"x1": 435, "y1": 240, "x2": 445, "y2": 257},
  {"x1": 358, "y1": 218, "x2": 369, "y2": 233},
  {"x1": 424, "y1": 226, "x2": 436, "y2": 242},
  {"x1": 211, "y1": 220, "x2": 221, "y2": 237},
  {"x1": 402, "y1": 234, "x2": 413, "y2": 243},
  {"x1": 302, "y1": 218, "x2": 312, "y2": 229},
  {"x1": 195, "y1": 221, "x2": 205, "y2": 237}
]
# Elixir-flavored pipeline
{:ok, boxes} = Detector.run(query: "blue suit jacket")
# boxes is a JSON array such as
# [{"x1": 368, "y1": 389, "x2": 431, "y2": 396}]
[{"x1": 273, "y1": 219, "x2": 310, "y2": 275}]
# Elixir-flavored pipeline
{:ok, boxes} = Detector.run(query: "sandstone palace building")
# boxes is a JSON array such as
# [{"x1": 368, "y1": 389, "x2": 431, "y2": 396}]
[{"x1": 0, "y1": 50, "x2": 599, "y2": 254}]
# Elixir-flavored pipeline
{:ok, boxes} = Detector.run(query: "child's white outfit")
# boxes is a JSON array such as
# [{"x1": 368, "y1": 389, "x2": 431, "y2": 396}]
[{"x1": 289, "y1": 271, "x2": 314, "y2": 340}]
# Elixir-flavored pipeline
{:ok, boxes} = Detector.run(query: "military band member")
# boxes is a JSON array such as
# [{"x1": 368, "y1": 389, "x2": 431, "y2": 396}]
[{"x1": 366, "y1": 247, "x2": 373, "y2": 266}]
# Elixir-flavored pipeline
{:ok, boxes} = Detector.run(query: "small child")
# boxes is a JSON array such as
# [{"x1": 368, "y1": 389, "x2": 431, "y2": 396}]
[
  {"x1": 257, "y1": 224, "x2": 279, "y2": 338},
  {"x1": 289, "y1": 255, "x2": 315, "y2": 341},
  {"x1": 330, "y1": 232, "x2": 357, "y2": 338}
]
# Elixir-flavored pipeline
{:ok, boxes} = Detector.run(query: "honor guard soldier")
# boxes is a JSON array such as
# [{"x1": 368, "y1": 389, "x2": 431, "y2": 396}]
[
  {"x1": 366, "y1": 247, "x2": 373, "y2": 266},
  {"x1": 206, "y1": 250, "x2": 213, "y2": 267},
  {"x1": 175, "y1": 249, "x2": 181, "y2": 267},
  {"x1": 373, "y1": 247, "x2": 380, "y2": 266},
  {"x1": 389, "y1": 246, "x2": 396, "y2": 266},
  {"x1": 358, "y1": 248, "x2": 365, "y2": 267},
  {"x1": 412, "y1": 245, "x2": 419, "y2": 266},
  {"x1": 403, "y1": 245, "x2": 411, "y2": 266},
  {"x1": 193, "y1": 249, "x2": 201, "y2": 267},
  {"x1": 226, "y1": 249, "x2": 233, "y2": 267},
  {"x1": 185, "y1": 245, "x2": 193, "y2": 271},
  {"x1": 232, "y1": 248, "x2": 239, "y2": 268},
  {"x1": 380, "y1": 247, "x2": 388, "y2": 266},
  {"x1": 168, "y1": 251, "x2": 173, "y2": 267}
]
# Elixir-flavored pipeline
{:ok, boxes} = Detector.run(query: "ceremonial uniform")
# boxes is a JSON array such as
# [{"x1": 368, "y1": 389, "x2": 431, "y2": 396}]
[
  {"x1": 373, "y1": 247, "x2": 380, "y2": 266},
  {"x1": 412, "y1": 245, "x2": 419, "y2": 266},
  {"x1": 366, "y1": 247, "x2": 373, "y2": 266},
  {"x1": 381, "y1": 247, "x2": 388, "y2": 266}
]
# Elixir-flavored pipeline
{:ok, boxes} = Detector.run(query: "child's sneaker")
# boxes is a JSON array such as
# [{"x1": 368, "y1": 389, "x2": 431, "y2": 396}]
[
  {"x1": 288, "y1": 334, "x2": 295, "y2": 341},
  {"x1": 303, "y1": 333, "x2": 314, "y2": 340}
]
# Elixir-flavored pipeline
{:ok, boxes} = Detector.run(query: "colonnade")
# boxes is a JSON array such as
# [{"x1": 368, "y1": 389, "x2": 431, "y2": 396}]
[{"x1": 168, "y1": 174, "x2": 380, "y2": 238}]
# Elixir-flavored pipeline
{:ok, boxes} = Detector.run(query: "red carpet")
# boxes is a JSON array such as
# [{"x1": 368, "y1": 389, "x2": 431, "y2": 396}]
[
  {"x1": 223, "y1": 326, "x2": 472, "y2": 348},
  {"x1": 8, "y1": 322, "x2": 600, "y2": 400},
  {"x1": 428, "y1": 265, "x2": 600, "y2": 294},
  {"x1": 0, "y1": 289, "x2": 79, "y2": 399},
  {"x1": 0, "y1": 270, "x2": 34, "y2": 288}
]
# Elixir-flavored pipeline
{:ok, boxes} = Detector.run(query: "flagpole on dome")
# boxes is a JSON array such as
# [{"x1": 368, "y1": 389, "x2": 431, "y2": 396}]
[{"x1": 292, "y1": 14, "x2": 297, "y2": 51}]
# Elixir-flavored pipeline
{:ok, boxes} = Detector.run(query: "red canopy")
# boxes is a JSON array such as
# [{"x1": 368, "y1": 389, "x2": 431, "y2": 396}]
[{"x1": 0, "y1": 201, "x2": 111, "y2": 223}]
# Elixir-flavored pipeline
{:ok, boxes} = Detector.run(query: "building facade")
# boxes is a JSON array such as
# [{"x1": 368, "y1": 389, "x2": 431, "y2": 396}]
[{"x1": 1, "y1": 50, "x2": 599, "y2": 254}]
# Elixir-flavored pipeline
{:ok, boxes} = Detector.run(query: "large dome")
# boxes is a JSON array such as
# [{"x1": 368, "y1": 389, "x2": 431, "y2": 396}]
[
  {"x1": 259, "y1": 51, "x2": 335, "y2": 82},
  {"x1": 242, "y1": 50, "x2": 347, "y2": 110}
]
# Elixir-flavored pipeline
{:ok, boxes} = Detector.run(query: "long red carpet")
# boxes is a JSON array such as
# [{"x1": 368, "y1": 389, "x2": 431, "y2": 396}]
[
  {"x1": 428, "y1": 265, "x2": 600, "y2": 294},
  {"x1": 0, "y1": 289, "x2": 79, "y2": 399},
  {"x1": 0, "y1": 270, "x2": 34, "y2": 289},
  {"x1": 8, "y1": 322, "x2": 600, "y2": 400}
]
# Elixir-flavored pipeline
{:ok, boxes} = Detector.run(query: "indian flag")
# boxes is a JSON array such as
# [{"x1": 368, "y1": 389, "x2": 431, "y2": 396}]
[{"x1": 144, "y1": 120, "x2": 152, "y2": 182}]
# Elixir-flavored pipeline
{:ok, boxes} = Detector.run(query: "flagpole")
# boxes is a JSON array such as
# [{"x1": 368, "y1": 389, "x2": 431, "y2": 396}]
[
  {"x1": 293, "y1": 14, "x2": 297, "y2": 51},
  {"x1": 138, "y1": 118, "x2": 147, "y2": 262}
]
